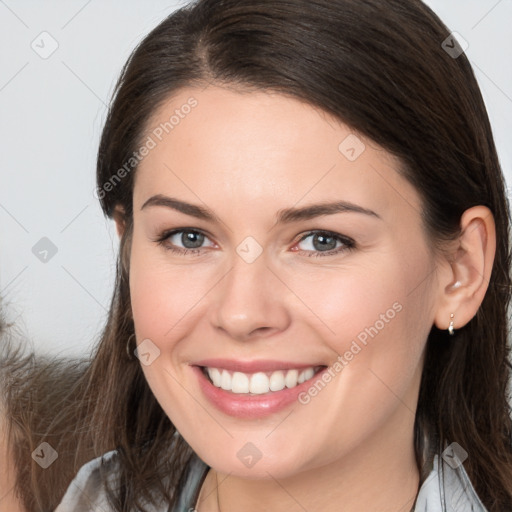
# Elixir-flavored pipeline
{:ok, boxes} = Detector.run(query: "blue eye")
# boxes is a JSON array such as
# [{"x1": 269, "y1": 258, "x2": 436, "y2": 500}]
[
  {"x1": 154, "y1": 229, "x2": 355, "y2": 258},
  {"x1": 155, "y1": 229, "x2": 215, "y2": 256},
  {"x1": 294, "y1": 230, "x2": 355, "y2": 257}
]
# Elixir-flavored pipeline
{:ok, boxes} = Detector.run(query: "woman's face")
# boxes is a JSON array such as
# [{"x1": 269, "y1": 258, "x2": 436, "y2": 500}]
[{"x1": 127, "y1": 85, "x2": 442, "y2": 478}]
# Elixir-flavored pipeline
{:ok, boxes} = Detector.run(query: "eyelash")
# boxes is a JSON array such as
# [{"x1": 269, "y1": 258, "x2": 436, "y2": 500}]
[{"x1": 154, "y1": 228, "x2": 356, "y2": 258}]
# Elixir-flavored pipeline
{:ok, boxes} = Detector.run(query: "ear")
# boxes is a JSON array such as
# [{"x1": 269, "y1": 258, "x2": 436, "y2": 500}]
[
  {"x1": 433, "y1": 205, "x2": 496, "y2": 332},
  {"x1": 113, "y1": 205, "x2": 127, "y2": 239}
]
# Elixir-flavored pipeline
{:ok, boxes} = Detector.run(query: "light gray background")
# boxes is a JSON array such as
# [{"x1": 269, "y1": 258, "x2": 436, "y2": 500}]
[{"x1": 1, "y1": 1, "x2": 511, "y2": 357}]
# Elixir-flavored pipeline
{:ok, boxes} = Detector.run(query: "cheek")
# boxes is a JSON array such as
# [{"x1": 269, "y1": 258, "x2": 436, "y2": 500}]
[
  {"x1": 127, "y1": 242, "x2": 212, "y2": 428},
  {"x1": 285, "y1": 260, "x2": 431, "y2": 465},
  {"x1": 281, "y1": 258, "x2": 407, "y2": 351},
  {"x1": 129, "y1": 243, "x2": 212, "y2": 342},
  {"x1": 287, "y1": 253, "x2": 432, "y2": 406},
  {"x1": 301, "y1": 244, "x2": 432, "y2": 346}
]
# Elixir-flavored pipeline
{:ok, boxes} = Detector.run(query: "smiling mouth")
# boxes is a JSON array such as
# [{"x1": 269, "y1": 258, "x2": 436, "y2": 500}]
[{"x1": 200, "y1": 365, "x2": 326, "y2": 395}]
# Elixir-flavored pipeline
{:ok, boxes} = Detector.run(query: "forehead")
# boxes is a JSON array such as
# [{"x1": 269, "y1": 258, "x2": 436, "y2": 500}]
[{"x1": 134, "y1": 85, "x2": 422, "y2": 224}]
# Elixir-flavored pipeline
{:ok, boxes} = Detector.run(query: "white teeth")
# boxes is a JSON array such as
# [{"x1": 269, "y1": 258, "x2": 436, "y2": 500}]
[
  {"x1": 231, "y1": 372, "x2": 249, "y2": 393},
  {"x1": 209, "y1": 367, "x2": 222, "y2": 387},
  {"x1": 285, "y1": 369, "x2": 299, "y2": 388},
  {"x1": 220, "y1": 370, "x2": 231, "y2": 390},
  {"x1": 205, "y1": 366, "x2": 321, "y2": 395},
  {"x1": 269, "y1": 371, "x2": 286, "y2": 391},
  {"x1": 303, "y1": 367, "x2": 315, "y2": 381},
  {"x1": 250, "y1": 372, "x2": 269, "y2": 394},
  {"x1": 297, "y1": 368, "x2": 314, "y2": 384}
]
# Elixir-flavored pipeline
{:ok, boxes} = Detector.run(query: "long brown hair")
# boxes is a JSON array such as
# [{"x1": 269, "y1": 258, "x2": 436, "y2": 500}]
[
  {"x1": 4, "y1": 0, "x2": 512, "y2": 510},
  {"x1": 0, "y1": 307, "x2": 96, "y2": 512}
]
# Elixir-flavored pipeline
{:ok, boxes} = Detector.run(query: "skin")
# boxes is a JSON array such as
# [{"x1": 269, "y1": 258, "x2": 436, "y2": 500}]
[
  {"x1": 0, "y1": 407, "x2": 26, "y2": 512},
  {"x1": 114, "y1": 85, "x2": 495, "y2": 512}
]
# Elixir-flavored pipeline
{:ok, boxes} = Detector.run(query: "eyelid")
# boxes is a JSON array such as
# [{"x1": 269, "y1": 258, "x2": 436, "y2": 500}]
[
  {"x1": 293, "y1": 230, "x2": 355, "y2": 257},
  {"x1": 155, "y1": 226, "x2": 213, "y2": 240},
  {"x1": 154, "y1": 227, "x2": 355, "y2": 257},
  {"x1": 154, "y1": 227, "x2": 216, "y2": 248},
  {"x1": 295, "y1": 230, "x2": 353, "y2": 245}
]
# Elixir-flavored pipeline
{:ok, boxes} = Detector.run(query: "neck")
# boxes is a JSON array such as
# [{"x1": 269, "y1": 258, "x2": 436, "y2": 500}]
[{"x1": 196, "y1": 405, "x2": 420, "y2": 512}]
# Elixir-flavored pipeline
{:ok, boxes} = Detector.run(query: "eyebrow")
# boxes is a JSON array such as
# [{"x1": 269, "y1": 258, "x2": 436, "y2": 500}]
[{"x1": 140, "y1": 194, "x2": 382, "y2": 224}]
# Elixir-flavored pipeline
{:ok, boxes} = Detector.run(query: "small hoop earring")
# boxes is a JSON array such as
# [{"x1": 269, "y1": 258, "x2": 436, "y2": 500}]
[
  {"x1": 448, "y1": 313, "x2": 455, "y2": 335},
  {"x1": 126, "y1": 333, "x2": 136, "y2": 359}
]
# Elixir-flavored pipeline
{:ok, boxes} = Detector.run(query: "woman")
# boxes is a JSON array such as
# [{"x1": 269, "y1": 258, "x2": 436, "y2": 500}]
[{"x1": 10, "y1": 0, "x2": 512, "y2": 510}]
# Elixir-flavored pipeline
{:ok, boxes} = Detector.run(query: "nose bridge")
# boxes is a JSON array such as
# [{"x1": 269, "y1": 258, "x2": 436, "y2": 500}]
[{"x1": 211, "y1": 247, "x2": 290, "y2": 340}]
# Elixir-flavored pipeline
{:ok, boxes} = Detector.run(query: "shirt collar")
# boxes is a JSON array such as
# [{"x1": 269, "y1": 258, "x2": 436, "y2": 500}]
[{"x1": 414, "y1": 454, "x2": 487, "y2": 511}]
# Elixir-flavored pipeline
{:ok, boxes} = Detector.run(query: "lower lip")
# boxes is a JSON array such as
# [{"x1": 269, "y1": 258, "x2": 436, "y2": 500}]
[{"x1": 192, "y1": 365, "x2": 327, "y2": 419}]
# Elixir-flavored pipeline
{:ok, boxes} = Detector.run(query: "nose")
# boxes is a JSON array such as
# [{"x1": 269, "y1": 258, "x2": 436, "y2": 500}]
[{"x1": 210, "y1": 252, "x2": 291, "y2": 342}]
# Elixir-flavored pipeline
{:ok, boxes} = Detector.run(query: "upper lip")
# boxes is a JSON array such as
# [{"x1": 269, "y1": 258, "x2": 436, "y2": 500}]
[{"x1": 193, "y1": 358, "x2": 326, "y2": 373}]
